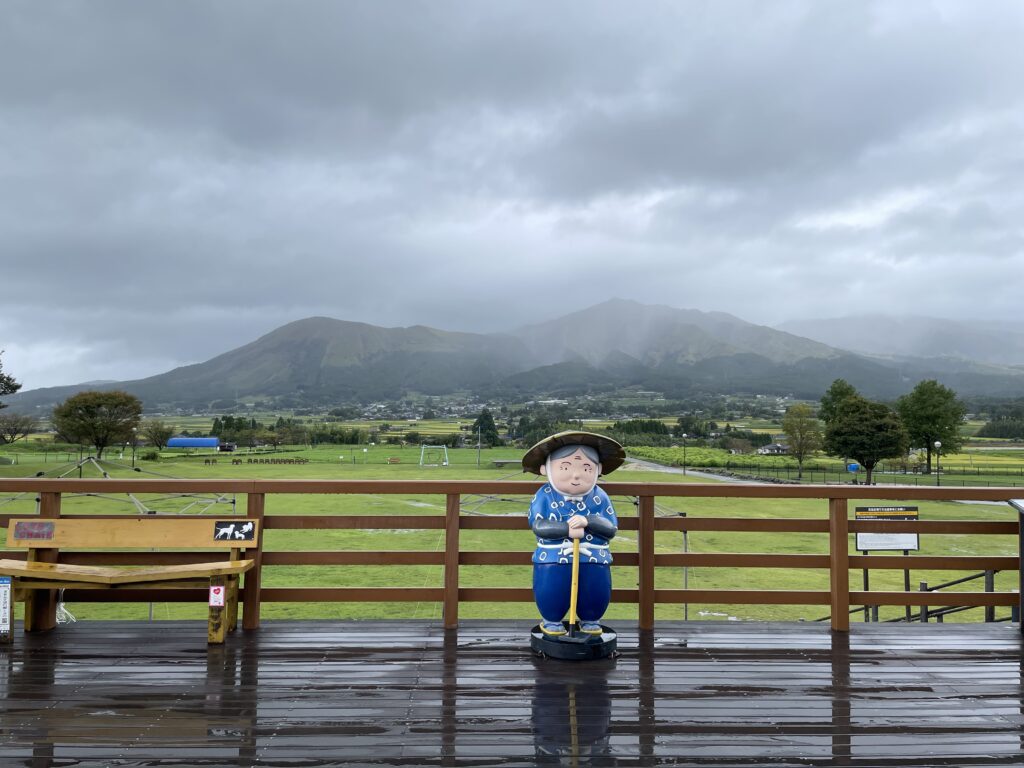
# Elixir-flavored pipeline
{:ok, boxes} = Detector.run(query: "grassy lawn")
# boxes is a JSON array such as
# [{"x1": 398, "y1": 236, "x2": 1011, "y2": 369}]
[{"x1": 1, "y1": 445, "x2": 1020, "y2": 625}]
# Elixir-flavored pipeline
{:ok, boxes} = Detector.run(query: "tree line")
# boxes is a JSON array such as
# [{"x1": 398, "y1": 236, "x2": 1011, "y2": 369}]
[
  {"x1": 0, "y1": 351, "x2": 977, "y2": 474},
  {"x1": 782, "y1": 378, "x2": 966, "y2": 484}
]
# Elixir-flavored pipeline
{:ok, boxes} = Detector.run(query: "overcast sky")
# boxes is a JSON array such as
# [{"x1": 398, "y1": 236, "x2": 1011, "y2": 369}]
[{"x1": 3, "y1": 1, "x2": 1023, "y2": 390}]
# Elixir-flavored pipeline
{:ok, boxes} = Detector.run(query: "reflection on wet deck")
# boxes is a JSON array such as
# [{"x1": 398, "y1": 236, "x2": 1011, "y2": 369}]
[{"x1": 1, "y1": 620, "x2": 1022, "y2": 766}]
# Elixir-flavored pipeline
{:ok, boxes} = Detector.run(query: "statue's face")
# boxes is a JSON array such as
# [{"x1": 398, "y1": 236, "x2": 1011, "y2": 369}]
[{"x1": 541, "y1": 447, "x2": 601, "y2": 496}]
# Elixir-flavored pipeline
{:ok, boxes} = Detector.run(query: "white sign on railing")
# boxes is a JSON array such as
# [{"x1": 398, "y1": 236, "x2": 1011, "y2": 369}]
[
  {"x1": 0, "y1": 576, "x2": 11, "y2": 634},
  {"x1": 855, "y1": 506, "x2": 919, "y2": 552}
]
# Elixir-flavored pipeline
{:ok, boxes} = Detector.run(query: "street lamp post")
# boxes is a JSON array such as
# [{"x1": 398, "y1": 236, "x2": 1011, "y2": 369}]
[
  {"x1": 131, "y1": 428, "x2": 138, "y2": 468},
  {"x1": 682, "y1": 433, "x2": 688, "y2": 475},
  {"x1": 934, "y1": 440, "x2": 941, "y2": 487}
]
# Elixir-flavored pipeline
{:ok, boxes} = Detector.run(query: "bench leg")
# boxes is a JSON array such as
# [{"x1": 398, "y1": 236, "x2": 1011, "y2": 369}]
[
  {"x1": 24, "y1": 587, "x2": 58, "y2": 633},
  {"x1": 208, "y1": 575, "x2": 227, "y2": 645}
]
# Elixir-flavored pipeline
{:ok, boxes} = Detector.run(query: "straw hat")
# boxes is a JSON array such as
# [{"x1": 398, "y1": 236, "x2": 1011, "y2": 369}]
[{"x1": 521, "y1": 431, "x2": 626, "y2": 476}]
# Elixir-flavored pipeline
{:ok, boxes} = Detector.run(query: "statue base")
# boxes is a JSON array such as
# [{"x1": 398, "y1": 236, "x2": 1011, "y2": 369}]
[{"x1": 530, "y1": 623, "x2": 617, "y2": 661}]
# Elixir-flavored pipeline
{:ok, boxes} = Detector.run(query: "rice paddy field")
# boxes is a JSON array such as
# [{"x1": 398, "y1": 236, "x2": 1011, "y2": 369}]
[{"x1": 2, "y1": 438, "x2": 1021, "y2": 627}]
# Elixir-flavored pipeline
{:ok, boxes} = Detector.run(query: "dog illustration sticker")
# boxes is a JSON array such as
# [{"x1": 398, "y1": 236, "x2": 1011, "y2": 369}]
[{"x1": 213, "y1": 520, "x2": 256, "y2": 541}]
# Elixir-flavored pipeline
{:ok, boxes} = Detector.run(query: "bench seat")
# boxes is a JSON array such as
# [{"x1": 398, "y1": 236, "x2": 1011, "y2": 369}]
[
  {"x1": 0, "y1": 558, "x2": 254, "y2": 586},
  {"x1": 1, "y1": 516, "x2": 260, "y2": 645}
]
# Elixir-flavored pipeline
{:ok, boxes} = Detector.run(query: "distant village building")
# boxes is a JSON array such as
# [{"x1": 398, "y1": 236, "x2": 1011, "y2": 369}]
[{"x1": 756, "y1": 443, "x2": 789, "y2": 455}]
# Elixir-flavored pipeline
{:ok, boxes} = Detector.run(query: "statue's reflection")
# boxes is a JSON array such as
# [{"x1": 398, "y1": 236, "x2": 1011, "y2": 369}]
[{"x1": 531, "y1": 654, "x2": 614, "y2": 765}]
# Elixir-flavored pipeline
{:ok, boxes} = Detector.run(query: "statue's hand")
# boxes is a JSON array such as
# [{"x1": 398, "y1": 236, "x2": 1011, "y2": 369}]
[
  {"x1": 568, "y1": 526, "x2": 586, "y2": 540},
  {"x1": 567, "y1": 514, "x2": 588, "y2": 530}
]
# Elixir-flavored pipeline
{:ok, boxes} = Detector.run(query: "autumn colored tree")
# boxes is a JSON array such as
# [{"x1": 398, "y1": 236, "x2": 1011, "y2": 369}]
[
  {"x1": 781, "y1": 403, "x2": 822, "y2": 480},
  {"x1": 0, "y1": 412, "x2": 37, "y2": 444}
]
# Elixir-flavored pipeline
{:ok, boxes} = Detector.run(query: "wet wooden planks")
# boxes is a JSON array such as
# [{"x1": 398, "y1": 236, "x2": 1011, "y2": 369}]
[{"x1": 0, "y1": 620, "x2": 1022, "y2": 766}]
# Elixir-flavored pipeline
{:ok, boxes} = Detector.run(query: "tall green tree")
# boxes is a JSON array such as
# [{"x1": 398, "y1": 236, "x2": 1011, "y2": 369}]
[
  {"x1": 781, "y1": 403, "x2": 822, "y2": 480},
  {"x1": 675, "y1": 415, "x2": 713, "y2": 439},
  {"x1": 896, "y1": 380, "x2": 966, "y2": 475},
  {"x1": 0, "y1": 351, "x2": 21, "y2": 409},
  {"x1": 51, "y1": 390, "x2": 143, "y2": 459},
  {"x1": 824, "y1": 395, "x2": 908, "y2": 485},
  {"x1": 819, "y1": 379, "x2": 858, "y2": 425},
  {"x1": 471, "y1": 408, "x2": 502, "y2": 447}
]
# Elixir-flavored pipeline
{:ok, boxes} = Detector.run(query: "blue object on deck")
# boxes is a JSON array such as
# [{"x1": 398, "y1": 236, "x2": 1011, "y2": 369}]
[{"x1": 167, "y1": 437, "x2": 220, "y2": 449}]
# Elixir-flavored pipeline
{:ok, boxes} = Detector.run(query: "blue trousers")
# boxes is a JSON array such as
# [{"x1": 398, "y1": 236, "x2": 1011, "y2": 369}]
[{"x1": 533, "y1": 563, "x2": 611, "y2": 624}]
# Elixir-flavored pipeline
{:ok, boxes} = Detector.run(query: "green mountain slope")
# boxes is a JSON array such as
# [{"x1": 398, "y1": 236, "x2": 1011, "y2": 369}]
[{"x1": 7, "y1": 302, "x2": 1024, "y2": 412}]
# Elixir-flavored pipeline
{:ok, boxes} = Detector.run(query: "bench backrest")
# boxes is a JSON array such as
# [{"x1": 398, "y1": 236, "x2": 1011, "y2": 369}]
[{"x1": 6, "y1": 518, "x2": 260, "y2": 550}]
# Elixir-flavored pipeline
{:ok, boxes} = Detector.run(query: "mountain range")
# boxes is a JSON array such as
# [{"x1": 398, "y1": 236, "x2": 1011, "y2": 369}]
[
  {"x1": 776, "y1": 315, "x2": 1024, "y2": 368},
  {"x1": 7, "y1": 299, "x2": 1024, "y2": 411}
]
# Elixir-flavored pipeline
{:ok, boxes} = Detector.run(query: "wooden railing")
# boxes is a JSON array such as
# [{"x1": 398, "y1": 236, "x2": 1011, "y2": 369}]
[{"x1": 1, "y1": 479, "x2": 1021, "y2": 633}]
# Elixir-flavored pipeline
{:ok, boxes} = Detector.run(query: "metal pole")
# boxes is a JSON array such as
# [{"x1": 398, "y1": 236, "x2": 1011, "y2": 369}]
[
  {"x1": 984, "y1": 570, "x2": 995, "y2": 623},
  {"x1": 1010, "y1": 499, "x2": 1024, "y2": 634},
  {"x1": 861, "y1": 551, "x2": 870, "y2": 622},
  {"x1": 679, "y1": 512, "x2": 689, "y2": 621},
  {"x1": 903, "y1": 550, "x2": 912, "y2": 622}
]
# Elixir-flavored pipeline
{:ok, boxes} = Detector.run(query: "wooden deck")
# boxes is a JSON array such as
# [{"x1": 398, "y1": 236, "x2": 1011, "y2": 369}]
[{"x1": 1, "y1": 620, "x2": 1022, "y2": 766}]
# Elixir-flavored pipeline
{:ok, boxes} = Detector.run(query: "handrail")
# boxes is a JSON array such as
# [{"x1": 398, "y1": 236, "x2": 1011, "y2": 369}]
[{"x1": 1, "y1": 479, "x2": 1020, "y2": 634}]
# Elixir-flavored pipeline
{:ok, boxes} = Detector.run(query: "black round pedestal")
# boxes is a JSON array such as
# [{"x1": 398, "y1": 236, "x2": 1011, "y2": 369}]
[{"x1": 530, "y1": 624, "x2": 617, "y2": 660}]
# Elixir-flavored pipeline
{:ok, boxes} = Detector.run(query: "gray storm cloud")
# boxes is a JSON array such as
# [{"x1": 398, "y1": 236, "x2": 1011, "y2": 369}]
[{"x1": 2, "y1": 0, "x2": 1023, "y2": 389}]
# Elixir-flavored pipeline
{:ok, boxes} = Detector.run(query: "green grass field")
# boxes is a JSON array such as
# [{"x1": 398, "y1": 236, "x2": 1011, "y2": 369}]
[{"x1": 2, "y1": 442, "x2": 1020, "y2": 626}]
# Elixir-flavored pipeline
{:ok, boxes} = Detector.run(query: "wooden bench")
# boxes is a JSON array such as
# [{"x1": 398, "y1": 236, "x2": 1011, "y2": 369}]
[
  {"x1": 386, "y1": 457, "x2": 402, "y2": 464},
  {"x1": 0, "y1": 517, "x2": 259, "y2": 644},
  {"x1": 491, "y1": 459, "x2": 522, "y2": 468}
]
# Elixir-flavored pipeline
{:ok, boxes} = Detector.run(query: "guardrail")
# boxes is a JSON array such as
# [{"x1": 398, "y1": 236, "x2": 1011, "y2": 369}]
[{"x1": 1, "y1": 479, "x2": 1021, "y2": 633}]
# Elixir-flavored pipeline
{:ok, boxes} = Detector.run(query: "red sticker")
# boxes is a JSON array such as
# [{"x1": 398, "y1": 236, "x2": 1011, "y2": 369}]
[{"x1": 13, "y1": 521, "x2": 55, "y2": 540}]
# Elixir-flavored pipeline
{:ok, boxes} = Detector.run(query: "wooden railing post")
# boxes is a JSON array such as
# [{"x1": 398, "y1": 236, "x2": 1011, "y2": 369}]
[
  {"x1": 242, "y1": 492, "x2": 265, "y2": 630},
  {"x1": 443, "y1": 493, "x2": 460, "y2": 629},
  {"x1": 25, "y1": 491, "x2": 61, "y2": 631},
  {"x1": 638, "y1": 495, "x2": 656, "y2": 630},
  {"x1": 829, "y1": 497, "x2": 850, "y2": 632}
]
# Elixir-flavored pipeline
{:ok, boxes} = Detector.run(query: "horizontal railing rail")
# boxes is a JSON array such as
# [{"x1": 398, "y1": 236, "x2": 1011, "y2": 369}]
[{"x1": 1, "y1": 479, "x2": 1021, "y2": 633}]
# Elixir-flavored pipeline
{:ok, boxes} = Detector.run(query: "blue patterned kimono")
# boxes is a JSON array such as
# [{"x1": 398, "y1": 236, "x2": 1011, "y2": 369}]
[
  {"x1": 529, "y1": 483, "x2": 618, "y2": 624},
  {"x1": 528, "y1": 484, "x2": 617, "y2": 564}
]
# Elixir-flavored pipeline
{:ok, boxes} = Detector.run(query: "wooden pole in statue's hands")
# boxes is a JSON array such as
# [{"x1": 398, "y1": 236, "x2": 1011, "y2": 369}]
[{"x1": 568, "y1": 537, "x2": 580, "y2": 637}]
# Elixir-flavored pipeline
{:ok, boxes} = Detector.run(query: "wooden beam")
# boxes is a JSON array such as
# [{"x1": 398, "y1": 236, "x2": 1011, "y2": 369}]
[
  {"x1": 24, "y1": 492, "x2": 60, "y2": 632},
  {"x1": 638, "y1": 495, "x2": 655, "y2": 630},
  {"x1": 443, "y1": 493, "x2": 460, "y2": 629},
  {"x1": 829, "y1": 498, "x2": 850, "y2": 632},
  {"x1": 242, "y1": 492, "x2": 265, "y2": 630}
]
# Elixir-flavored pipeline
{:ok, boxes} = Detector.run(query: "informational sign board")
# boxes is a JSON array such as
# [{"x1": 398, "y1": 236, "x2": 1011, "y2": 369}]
[
  {"x1": 209, "y1": 584, "x2": 226, "y2": 607},
  {"x1": 0, "y1": 575, "x2": 11, "y2": 633},
  {"x1": 855, "y1": 506, "x2": 919, "y2": 551}
]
